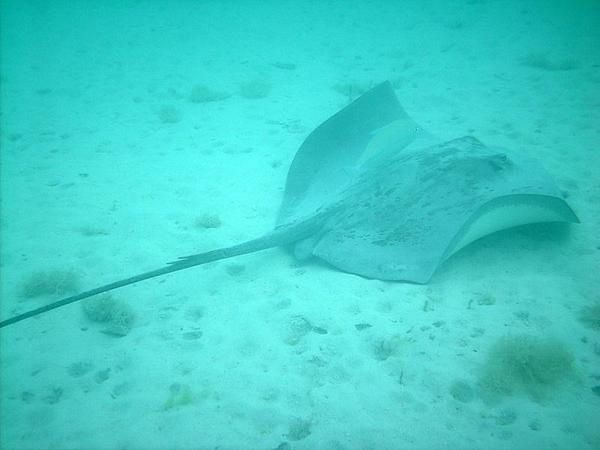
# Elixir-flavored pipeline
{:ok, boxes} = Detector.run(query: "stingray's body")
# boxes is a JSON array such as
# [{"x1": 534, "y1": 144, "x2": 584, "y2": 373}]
[
  {"x1": 286, "y1": 136, "x2": 577, "y2": 282},
  {"x1": 0, "y1": 81, "x2": 578, "y2": 328}
]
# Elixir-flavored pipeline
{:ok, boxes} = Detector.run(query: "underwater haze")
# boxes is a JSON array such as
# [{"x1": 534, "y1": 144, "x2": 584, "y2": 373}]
[{"x1": 1, "y1": 0, "x2": 599, "y2": 449}]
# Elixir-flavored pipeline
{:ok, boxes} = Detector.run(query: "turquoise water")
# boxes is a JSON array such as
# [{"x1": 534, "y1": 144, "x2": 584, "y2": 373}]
[{"x1": 1, "y1": 1, "x2": 599, "y2": 449}]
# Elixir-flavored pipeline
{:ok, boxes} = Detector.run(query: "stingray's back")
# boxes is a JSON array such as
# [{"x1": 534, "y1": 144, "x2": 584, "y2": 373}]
[{"x1": 308, "y1": 136, "x2": 578, "y2": 282}]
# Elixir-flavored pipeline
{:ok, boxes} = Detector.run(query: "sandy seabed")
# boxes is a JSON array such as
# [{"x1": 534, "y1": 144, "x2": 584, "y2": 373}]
[{"x1": 1, "y1": 1, "x2": 599, "y2": 449}]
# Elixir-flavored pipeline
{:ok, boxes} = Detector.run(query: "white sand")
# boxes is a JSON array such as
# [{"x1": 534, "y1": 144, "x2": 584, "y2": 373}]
[{"x1": 1, "y1": 1, "x2": 599, "y2": 449}]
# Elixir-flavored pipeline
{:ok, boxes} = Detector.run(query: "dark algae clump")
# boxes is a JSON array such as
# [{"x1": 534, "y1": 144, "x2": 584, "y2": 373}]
[
  {"x1": 478, "y1": 334, "x2": 576, "y2": 402},
  {"x1": 19, "y1": 269, "x2": 80, "y2": 298}
]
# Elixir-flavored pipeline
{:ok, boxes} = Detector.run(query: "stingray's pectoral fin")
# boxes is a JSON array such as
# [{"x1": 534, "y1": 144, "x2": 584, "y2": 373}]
[
  {"x1": 309, "y1": 193, "x2": 579, "y2": 284},
  {"x1": 442, "y1": 193, "x2": 580, "y2": 259}
]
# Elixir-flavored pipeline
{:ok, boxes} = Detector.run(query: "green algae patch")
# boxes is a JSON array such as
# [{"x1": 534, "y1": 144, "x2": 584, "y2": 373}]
[
  {"x1": 19, "y1": 269, "x2": 81, "y2": 298},
  {"x1": 163, "y1": 383, "x2": 194, "y2": 410},
  {"x1": 478, "y1": 334, "x2": 576, "y2": 403},
  {"x1": 81, "y1": 294, "x2": 135, "y2": 336}
]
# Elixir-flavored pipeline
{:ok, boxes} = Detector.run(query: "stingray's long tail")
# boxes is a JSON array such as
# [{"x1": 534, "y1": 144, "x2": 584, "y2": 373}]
[{"x1": 0, "y1": 228, "x2": 298, "y2": 329}]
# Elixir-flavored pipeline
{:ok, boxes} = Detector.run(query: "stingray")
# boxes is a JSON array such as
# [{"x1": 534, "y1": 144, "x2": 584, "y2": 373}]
[{"x1": 0, "y1": 81, "x2": 579, "y2": 328}]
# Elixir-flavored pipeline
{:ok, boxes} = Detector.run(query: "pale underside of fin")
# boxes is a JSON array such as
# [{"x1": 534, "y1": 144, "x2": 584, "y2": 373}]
[{"x1": 444, "y1": 194, "x2": 579, "y2": 259}]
